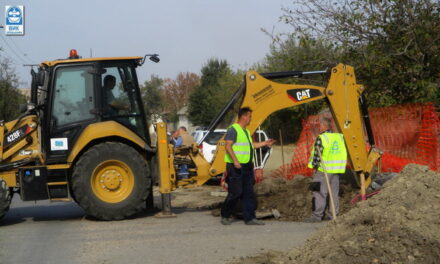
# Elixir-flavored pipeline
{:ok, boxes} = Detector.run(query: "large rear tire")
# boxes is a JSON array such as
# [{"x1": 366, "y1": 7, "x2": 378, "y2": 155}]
[
  {"x1": 71, "y1": 142, "x2": 151, "y2": 220},
  {"x1": 0, "y1": 179, "x2": 11, "y2": 220}
]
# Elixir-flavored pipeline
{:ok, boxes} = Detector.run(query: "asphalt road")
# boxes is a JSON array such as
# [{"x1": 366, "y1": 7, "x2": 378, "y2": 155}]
[{"x1": 0, "y1": 195, "x2": 323, "y2": 264}]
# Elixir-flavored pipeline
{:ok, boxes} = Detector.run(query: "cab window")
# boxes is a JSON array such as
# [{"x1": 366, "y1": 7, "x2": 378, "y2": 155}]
[
  {"x1": 52, "y1": 66, "x2": 95, "y2": 127},
  {"x1": 102, "y1": 65, "x2": 146, "y2": 138}
]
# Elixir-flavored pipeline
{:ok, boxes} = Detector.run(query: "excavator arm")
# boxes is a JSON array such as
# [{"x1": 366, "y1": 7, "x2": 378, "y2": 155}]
[{"x1": 157, "y1": 64, "x2": 382, "y2": 211}]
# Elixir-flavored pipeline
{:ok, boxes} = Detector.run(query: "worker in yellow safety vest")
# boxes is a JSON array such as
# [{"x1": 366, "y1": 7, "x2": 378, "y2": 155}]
[
  {"x1": 304, "y1": 113, "x2": 347, "y2": 222},
  {"x1": 220, "y1": 107, "x2": 275, "y2": 225}
]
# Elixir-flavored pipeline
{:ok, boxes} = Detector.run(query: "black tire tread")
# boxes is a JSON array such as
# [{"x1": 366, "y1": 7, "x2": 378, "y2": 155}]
[
  {"x1": 0, "y1": 179, "x2": 11, "y2": 220},
  {"x1": 71, "y1": 142, "x2": 151, "y2": 220}
]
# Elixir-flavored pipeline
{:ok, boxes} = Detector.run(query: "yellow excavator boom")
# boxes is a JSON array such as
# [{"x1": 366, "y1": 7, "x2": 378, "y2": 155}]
[{"x1": 157, "y1": 64, "x2": 382, "y2": 207}]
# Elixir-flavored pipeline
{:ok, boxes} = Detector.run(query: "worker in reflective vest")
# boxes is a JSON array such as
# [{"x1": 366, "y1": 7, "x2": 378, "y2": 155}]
[
  {"x1": 220, "y1": 107, "x2": 275, "y2": 226},
  {"x1": 305, "y1": 113, "x2": 347, "y2": 222}
]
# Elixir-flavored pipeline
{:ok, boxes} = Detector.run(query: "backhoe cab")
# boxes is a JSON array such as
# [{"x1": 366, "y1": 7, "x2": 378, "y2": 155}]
[{"x1": 0, "y1": 50, "x2": 158, "y2": 220}]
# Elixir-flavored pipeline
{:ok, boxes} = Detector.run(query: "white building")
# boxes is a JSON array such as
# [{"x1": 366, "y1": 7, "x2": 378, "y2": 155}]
[{"x1": 176, "y1": 106, "x2": 196, "y2": 134}]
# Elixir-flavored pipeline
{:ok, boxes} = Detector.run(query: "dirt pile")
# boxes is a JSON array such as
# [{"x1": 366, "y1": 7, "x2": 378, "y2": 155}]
[
  {"x1": 241, "y1": 164, "x2": 440, "y2": 264},
  {"x1": 254, "y1": 176, "x2": 356, "y2": 221}
]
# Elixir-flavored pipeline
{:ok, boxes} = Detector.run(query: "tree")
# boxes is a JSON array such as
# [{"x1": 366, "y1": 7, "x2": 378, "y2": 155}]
[
  {"x1": 280, "y1": 0, "x2": 440, "y2": 106},
  {"x1": 162, "y1": 72, "x2": 200, "y2": 121},
  {"x1": 140, "y1": 74, "x2": 164, "y2": 121},
  {"x1": 264, "y1": 35, "x2": 339, "y2": 73},
  {"x1": 188, "y1": 58, "x2": 242, "y2": 127},
  {"x1": 0, "y1": 57, "x2": 26, "y2": 122}
]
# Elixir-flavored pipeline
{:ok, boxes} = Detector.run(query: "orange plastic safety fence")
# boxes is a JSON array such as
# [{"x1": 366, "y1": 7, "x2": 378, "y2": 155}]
[{"x1": 273, "y1": 102, "x2": 440, "y2": 179}]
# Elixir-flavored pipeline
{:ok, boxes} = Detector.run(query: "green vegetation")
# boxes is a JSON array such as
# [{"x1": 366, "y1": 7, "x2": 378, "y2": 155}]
[
  {"x1": 140, "y1": 74, "x2": 164, "y2": 119},
  {"x1": 280, "y1": 0, "x2": 440, "y2": 106},
  {"x1": 260, "y1": 0, "x2": 440, "y2": 141},
  {"x1": 147, "y1": 0, "x2": 439, "y2": 142},
  {"x1": 0, "y1": 57, "x2": 26, "y2": 122},
  {"x1": 141, "y1": 72, "x2": 200, "y2": 123},
  {"x1": 188, "y1": 58, "x2": 242, "y2": 127}
]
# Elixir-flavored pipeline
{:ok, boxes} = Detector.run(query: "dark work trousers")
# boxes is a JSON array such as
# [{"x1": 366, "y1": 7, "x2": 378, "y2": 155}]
[{"x1": 221, "y1": 162, "x2": 256, "y2": 222}]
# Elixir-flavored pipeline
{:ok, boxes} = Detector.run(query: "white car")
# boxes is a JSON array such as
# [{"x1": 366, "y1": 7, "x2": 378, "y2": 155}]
[{"x1": 192, "y1": 129, "x2": 272, "y2": 168}]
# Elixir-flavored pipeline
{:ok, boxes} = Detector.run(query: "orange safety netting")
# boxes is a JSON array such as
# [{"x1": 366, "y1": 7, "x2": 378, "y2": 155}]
[{"x1": 275, "y1": 103, "x2": 440, "y2": 179}]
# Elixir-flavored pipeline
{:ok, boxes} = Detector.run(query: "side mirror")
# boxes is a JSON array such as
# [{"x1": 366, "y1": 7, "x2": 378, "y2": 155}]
[
  {"x1": 149, "y1": 55, "x2": 160, "y2": 63},
  {"x1": 140, "y1": 54, "x2": 160, "y2": 65}
]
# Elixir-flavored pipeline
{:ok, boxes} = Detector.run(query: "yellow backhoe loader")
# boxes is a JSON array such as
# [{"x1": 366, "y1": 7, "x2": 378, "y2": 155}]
[{"x1": 0, "y1": 50, "x2": 381, "y2": 220}]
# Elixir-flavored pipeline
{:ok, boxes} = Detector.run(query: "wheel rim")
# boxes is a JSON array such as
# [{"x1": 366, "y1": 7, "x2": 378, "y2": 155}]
[{"x1": 91, "y1": 160, "x2": 134, "y2": 203}]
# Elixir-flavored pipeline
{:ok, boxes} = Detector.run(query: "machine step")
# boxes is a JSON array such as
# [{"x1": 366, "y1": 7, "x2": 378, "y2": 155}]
[
  {"x1": 47, "y1": 181, "x2": 68, "y2": 186},
  {"x1": 47, "y1": 181, "x2": 69, "y2": 200},
  {"x1": 49, "y1": 198, "x2": 71, "y2": 202}
]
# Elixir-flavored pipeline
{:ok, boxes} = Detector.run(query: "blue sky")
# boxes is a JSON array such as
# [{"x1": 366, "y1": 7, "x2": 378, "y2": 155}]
[{"x1": 1, "y1": 0, "x2": 292, "y2": 87}]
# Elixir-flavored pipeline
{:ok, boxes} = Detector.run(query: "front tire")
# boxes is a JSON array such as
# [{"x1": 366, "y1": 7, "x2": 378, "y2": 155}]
[{"x1": 71, "y1": 142, "x2": 151, "y2": 220}]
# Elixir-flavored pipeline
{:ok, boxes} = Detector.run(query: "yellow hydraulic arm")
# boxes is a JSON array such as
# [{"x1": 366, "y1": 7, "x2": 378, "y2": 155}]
[{"x1": 157, "y1": 64, "x2": 382, "y2": 209}]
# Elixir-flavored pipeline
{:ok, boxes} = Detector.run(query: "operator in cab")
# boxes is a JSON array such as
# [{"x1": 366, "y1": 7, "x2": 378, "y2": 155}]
[
  {"x1": 220, "y1": 107, "x2": 275, "y2": 225},
  {"x1": 304, "y1": 112, "x2": 347, "y2": 222},
  {"x1": 103, "y1": 75, "x2": 129, "y2": 114}
]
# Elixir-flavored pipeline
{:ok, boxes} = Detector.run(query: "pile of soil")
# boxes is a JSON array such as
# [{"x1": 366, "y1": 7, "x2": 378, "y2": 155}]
[
  {"x1": 255, "y1": 176, "x2": 357, "y2": 221},
  {"x1": 239, "y1": 164, "x2": 440, "y2": 263}
]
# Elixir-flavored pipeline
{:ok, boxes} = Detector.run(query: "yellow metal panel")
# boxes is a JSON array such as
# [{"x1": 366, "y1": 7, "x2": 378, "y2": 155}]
[
  {"x1": 156, "y1": 122, "x2": 176, "y2": 194},
  {"x1": 209, "y1": 140, "x2": 226, "y2": 176},
  {"x1": 46, "y1": 164, "x2": 71, "y2": 170},
  {"x1": 41, "y1": 57, "x2": 142, "y2": 67},
  {"x1": 67, "y1": 121, "x2": 146, "y2": 163},
  {"x1": 50, "y1": 198, "x2": 71, "y2": 202},
  {"x1": 4, "y1": 118, "x2": 18, "y2": 132},
  {"x1": 3, "y1": 140, "x2": 29, "y2": 160},
  {"x1": 2, "y1": 115, "x2": 42, "y2": 164},
  {"x1": 0, "y1": 171, "x2": 17, "y2": 187},
  {"x1": 325, "y1": 64, "x2": 368, "y2": 172},
  {"x1": 242, "y1": 71, "x2": 326, "y2": 134},
  {"x1": 189, "y1": 149, "x2": 211, "y2": 186},
  {"x1": 47, "y1": 181, "x2": 68, "y2": 186}
]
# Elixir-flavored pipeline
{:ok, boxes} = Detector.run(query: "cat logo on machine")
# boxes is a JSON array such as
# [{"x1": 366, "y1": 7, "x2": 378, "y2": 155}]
[
  {"x1": 287, "y1": 88, "x2": 323, "y2": 103},
  {"x1": 296, "y1": 89, "x2": 311, "y2": 101}
]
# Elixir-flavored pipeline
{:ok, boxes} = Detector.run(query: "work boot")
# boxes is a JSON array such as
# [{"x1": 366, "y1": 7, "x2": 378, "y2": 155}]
[
  {"x1": 245, "y1": 219, "x2": 265, "y2": 225},
  {"x1": 221, "y1": 217, "x2": 232, "y2": 225},
  {"x1": 303, "y1": 216, "x2": 321, "y2": 223},
  {"x1": 323, "y1": 215, "x2": 332, "y2": 221}
]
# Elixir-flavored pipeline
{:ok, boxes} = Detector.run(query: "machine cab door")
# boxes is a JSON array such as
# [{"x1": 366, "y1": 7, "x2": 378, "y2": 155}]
[
  {"x1": 99, "y1": 63, "x2": 148, "y2": 141},
  {"x1": 45, "y1": 64, "x2": 98, "y2": 163}
]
